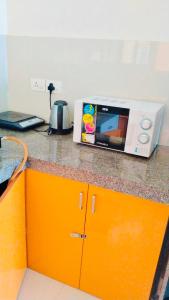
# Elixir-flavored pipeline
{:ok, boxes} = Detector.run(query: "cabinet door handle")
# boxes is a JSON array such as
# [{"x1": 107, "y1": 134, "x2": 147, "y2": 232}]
[
  {"x1": 79, "y1": 192, "x2": 83, "y2": 210},
  {"x1": 70, "y1": 232, "x2": 86, "y2": 239},
  {"x1": 91, "y1": 195, "x2": 96, "y2": 214}
]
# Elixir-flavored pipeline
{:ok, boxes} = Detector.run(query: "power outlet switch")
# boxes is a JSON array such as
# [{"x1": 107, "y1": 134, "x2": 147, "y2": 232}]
[
  {"x1": 31, "y1": 78, "x2": 46, "y2": 92},
  {"x1": 46, "y1": 80, "x2": 63, "y2": 94}
]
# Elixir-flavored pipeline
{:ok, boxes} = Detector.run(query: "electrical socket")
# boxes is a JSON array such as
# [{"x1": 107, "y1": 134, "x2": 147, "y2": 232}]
[
  {"x1": 46, "y1": 80, "x2": 63, "y2": 94},
  {"x1": 31, "y1": 78, "x2": 46, "y2": 92}
]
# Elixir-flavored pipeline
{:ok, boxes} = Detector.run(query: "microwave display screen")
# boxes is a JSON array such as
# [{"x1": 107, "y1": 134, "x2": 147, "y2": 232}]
[{"x1": 81, "y1": 103, "x2": 130, "y2": 151}]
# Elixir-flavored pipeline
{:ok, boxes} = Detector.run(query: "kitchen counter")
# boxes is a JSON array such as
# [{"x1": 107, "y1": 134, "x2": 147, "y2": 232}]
[{"x1": 0, "y1": 127, "x2": 169, "y2": 203}]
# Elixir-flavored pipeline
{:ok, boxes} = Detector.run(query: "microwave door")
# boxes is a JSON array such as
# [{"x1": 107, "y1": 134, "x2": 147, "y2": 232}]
[
  {"x1": 81, "y1": 103, "x2": 130, "y2": 151},
  {"x1": 95, "y1": 105, "x2": 130, "y2": 151}
]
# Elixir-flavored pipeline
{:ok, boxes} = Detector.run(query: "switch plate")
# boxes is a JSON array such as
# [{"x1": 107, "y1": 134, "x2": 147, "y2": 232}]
[
  {"x1": 136, "y1": 42, "x2": 150, "y2": 65},
  {"x1": 31, "y1": 78, "x2": 46, "y2": 92},
  {"x1": 46, "y1": 80, "x2": 63, "y2": 94}
]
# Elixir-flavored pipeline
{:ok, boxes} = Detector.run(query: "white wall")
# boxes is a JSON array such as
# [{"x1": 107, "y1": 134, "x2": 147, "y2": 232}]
[
  {"x1": 0, "y1": 0, "x2": 8, "y2": 111},
  {"x1": 7, "y1": 0, "x2": 169, "y2": 41},
  {"x1": 0, "y1": 0, "x2": 7, "y2": 35},
  {"x1": 5, "y1": 0, "x2": 169, "y2": 146}
]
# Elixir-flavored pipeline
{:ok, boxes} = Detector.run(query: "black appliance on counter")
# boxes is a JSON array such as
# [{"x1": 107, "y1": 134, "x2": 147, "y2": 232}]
[{"x1": 0, "y1": 111, "x2": 44, "y2": 131}]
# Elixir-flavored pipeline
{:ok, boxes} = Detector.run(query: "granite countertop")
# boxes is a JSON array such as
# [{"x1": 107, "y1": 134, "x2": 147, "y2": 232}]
[
  {"x1": 0, "y1": 134, "x2": 23, "y2": 184},
  {"x1": 0, "y1": 157, "x2": 21, "y2": 184},
  {"x1": 0, "y1": 127, "x2": 169, "y2": 204}
]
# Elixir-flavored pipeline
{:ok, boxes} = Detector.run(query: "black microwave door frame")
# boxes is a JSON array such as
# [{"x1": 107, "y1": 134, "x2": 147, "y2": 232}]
[{"x1": 81, "y1": 103, "x2": 130, "y2": 151}]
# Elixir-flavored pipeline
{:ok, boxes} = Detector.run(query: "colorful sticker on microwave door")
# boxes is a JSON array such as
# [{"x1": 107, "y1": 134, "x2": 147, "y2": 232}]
[
  {"x1": 83, "y1": 114, "x2": 93, "y2": 124},
  {"x1": 81, "y1": 103, "x2": 97, "y2": 145},
  {"x1": 85, "y1": 122, "x2": 95, "y2": 133},
  {"x1": 82, "y1": 133, "x2": 95, "y2": 144},
  {"x1": 82, "y1": 133, "x2": 87, "y2": 142},
  {"x1": 84, "y1": 104, "x2": 95, "y2": 115}
]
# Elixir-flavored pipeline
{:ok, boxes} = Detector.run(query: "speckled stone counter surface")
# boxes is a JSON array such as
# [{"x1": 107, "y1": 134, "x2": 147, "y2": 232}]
[
  {"x1": 0, "y1": 135, "x2": 23, "y2": 184},
  {"x1": 0, "y1": 127, "x2": 169, "y2": 204},
  {"x1": 0, "y1": 158, "x2": 21, "y2": 184}
]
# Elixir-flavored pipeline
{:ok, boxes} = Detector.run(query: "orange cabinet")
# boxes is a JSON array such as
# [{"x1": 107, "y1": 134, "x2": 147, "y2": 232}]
[
  {"x1": 26, "y1": 169, "x2": 88, "y2": 288},
  {"x1": 80, "y1": 185, "x2": 169, "y2": 300},
  {"x1": 26, "y1": 169, "x2": 169, "y2": 300},
  {"x1": 0, "y1": 172, "x2": 26, "y2": 300}
]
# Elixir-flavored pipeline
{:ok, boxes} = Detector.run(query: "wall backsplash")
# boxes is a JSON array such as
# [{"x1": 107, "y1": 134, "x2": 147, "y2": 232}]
[
  {"x1": 0, "y1": 35, "x2": 8, "y2": 112},
  {"x1": 7, "y1": 36, "x2": 169, "y2": 146}
]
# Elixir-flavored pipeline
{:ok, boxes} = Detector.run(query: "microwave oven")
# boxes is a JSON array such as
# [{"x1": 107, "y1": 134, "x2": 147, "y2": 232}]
[{"x1": 73, "y1": 96, "x2": 164, "y2": 158}]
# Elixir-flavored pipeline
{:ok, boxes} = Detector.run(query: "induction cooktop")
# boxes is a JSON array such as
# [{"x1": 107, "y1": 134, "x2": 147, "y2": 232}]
[{"x1": 0, "y1": 111, "x2": 45, "y2": 131}]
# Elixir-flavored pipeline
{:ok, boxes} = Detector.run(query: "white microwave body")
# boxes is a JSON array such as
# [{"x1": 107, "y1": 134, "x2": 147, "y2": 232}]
[{"x1": 73, "y1": 96, "x2": 164, "y2": 158}]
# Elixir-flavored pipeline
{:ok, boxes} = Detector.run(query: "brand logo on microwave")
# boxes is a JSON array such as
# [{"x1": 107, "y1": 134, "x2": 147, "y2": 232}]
[{"x1": 102, "y1": 107, "x2": 109, "y2": 111}]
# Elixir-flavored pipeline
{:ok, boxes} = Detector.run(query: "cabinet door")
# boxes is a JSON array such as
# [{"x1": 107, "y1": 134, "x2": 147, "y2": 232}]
[
  {"x1": 0, "y1": 172, "x2": 26, "y2": 300},
  {"x1": 80, "y1": 185, "x2": 169, "y2": 300},
  {"x1": 26, "y1": 169, "x2": 88, "y2": 288}
]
